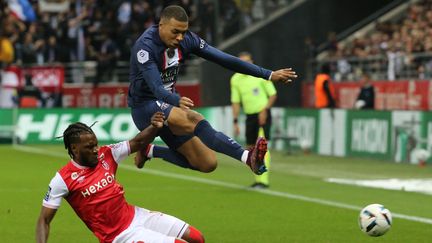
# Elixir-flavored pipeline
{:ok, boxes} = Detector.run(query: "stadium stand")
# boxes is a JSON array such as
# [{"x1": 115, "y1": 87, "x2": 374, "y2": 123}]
[{"x1": 312, "y1": 0, "x2": 432, "y2": 81}]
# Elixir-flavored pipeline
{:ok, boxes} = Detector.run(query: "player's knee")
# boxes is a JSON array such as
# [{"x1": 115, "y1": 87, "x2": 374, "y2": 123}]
[
  {"x1": 184, "y1": 225, "x2": 205, "y2": 243},
  {"x1": 194, "y1": 153, "x2": 217, "y2": 173},
  {"x1": 197, "y1": 159, "x2": 217, "y2": 173},
  {"x1": 186, "y1": 110, "x2": 204, "y2": 125}
]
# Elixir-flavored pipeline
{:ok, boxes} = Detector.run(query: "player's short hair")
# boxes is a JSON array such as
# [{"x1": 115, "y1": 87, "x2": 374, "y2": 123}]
[
  {"x1": 62, "y1": 122, "x2": 95, "y2": 158},
  {"x1": 160, "y1": 5, "x2": 188, "y2": 22}
]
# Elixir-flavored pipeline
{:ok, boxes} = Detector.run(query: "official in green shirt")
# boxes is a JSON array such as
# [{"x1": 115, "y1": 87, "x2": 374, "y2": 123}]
[{"x1": 230, "y1": 52, "x2": 277, "y2": 189}]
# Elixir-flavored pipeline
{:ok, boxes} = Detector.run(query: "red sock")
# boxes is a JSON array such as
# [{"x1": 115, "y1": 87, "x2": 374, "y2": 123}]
[{"x1": 188, "y1": 226, "x2": 205, "y2": 243}]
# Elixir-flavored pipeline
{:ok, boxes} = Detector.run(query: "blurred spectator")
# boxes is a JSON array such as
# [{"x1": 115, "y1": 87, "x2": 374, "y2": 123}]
[
  {"x1": 354, "y1": 73, "x2": 375, "y2": 109},
  {"x1": 0, "y1": 34, "x2": 14, "y2": 66},
  {"x1": 16, "y1": 73, "x2": 45, "y2": 108},
  {"x1": 44, "y1": 35, "x2": 68, "y2": 63},
  {"x1": 318, "y1": 0, "x2": 432, "y2": 81},
  {"x1": 314, "y1": 64, "x2": 336, "y2": 108},
  {"x1": 94, "y1": 31, "x2": 120, "y2": 87}
]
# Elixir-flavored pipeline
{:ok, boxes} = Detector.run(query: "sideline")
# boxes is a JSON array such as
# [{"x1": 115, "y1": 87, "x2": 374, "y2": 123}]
[{"x1": 13, "y1": 144, "x2": 432, "y2": 225}]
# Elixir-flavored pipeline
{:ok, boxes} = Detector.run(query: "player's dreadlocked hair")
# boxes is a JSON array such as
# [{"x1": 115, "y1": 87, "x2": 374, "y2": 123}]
[{"x1": 61, "y1": 122, "x2": 95, "y2": 159}]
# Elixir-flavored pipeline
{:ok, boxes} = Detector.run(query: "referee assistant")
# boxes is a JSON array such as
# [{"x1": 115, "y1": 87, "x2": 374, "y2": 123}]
[{"x1": 230, "y1": 52, "x2": 277, "y2": 189}]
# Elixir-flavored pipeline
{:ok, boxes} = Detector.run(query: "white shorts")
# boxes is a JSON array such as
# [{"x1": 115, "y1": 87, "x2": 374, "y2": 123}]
[{"x1": 113, "y1": 207, "x2": 189, "y2": 243}]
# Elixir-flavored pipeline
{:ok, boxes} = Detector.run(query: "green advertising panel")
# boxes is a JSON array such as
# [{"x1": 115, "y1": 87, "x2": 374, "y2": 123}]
[
  {"x1": 420, "y1": 112, "x2": 432, "y2": 163},
  {"x1": 346, "y1": 110, "x2": 392, "y2": 160},
  {"x1": 0, "y1": 108, "x2": 215, "y2": 144},
  {"x1": 284, "y1": 108, "x2": 319, "y2": 153},
  {"x1": 11, "y1": 108, "x2": 139, "y2": 144}
]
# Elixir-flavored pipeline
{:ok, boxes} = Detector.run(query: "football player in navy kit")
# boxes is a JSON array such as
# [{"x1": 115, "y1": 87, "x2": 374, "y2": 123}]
[{"x1": 129, "y1": 5, "x2": 297, "y2": 175}]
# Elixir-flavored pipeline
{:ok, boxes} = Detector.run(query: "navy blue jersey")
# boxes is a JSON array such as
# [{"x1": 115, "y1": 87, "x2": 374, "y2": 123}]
[{"x1": 128, "y1": 25, "x2": 272, "y2": 108}]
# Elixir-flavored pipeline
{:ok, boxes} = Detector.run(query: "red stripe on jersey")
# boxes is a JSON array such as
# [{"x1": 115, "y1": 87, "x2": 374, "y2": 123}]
[
  {"x1": 162, "y1": 49, "x2": 167, "y2": 70},
  {"x1": 178, "y1": 48, "x2": 183, "y2": 62}
]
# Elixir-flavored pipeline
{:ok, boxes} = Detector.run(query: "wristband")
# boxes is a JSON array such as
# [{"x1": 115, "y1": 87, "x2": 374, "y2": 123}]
[{"x1": 233, "y1": 118, "x2": 238, "y2": 124}]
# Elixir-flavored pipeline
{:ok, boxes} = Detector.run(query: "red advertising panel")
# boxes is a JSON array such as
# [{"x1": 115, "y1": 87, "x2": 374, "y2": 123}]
[
  {"x1": 63, "y1": 83, "x2": 202, "y2": 108},
  {"x1": 301, "y1": 80, "x2": 432, "y2": 110},
  {"x1": 2, "y1": 65, "x2": 64, "y2": 91}
]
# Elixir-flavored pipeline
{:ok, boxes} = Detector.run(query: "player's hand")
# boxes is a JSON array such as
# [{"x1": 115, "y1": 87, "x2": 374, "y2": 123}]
[
  {"x1": 179, "y1": 96, "x2": 194, "y2": 110},
  {"x1": 258, "y1": 109, "x2": 267, "y2": 126},
  {"x1": 150, "y1": 112, "x2": 165, "y2": 128},
  {"x1": 233, "y1": 123, "x2": 240, "y2": 137},
  {"x1": 270, "y1": 68, "x2": 298, "y2": 83}
]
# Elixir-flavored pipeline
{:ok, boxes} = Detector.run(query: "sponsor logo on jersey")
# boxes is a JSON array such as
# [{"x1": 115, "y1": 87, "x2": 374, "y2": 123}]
[
  {"x1": 160, "y1": 67, "x2": 179, "y2": 84},
  {"x1": 99, "y1": 153, "x2": 105, "y2": 160},
  {"x1": 102, "y1": 160, "x2": 110, "y2": 170},
  {"x1": 156, "y1": 101, "x2": 170, "y2": 110},
  {"x1": 81, "y1": 172, "x2": 115, "y2": 198},
  {"x1": 137, "y1": 49, "x2": 149, "y2": 64},
  {"x1": 44, "y1": 186, "x2": 52, "y2": 201}
]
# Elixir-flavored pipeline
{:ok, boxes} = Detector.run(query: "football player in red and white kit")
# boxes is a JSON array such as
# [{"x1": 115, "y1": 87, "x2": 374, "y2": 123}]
[{"x1": 36, "y1": 112, "x2": 204, "y2": 243}]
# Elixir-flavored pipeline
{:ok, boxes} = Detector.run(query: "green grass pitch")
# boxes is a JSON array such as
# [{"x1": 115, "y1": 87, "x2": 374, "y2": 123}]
[{"x1": 1, "y1": 145, "x2": 432, "y2": 242}]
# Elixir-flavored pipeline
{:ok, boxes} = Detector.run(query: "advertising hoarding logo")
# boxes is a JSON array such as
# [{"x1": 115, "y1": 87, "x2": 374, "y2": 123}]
[{"x1": 351, "y1": 119, "x2": 388, "y2": 154}]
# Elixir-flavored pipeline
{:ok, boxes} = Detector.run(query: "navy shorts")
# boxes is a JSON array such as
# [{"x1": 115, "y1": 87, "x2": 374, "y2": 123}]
[{"x1": 131, "y1": 100, "x2": 193, "y2": 150}]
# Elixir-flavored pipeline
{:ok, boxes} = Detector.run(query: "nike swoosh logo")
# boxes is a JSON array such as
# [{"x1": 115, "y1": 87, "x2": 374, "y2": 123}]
[{"x1": 168, "y1": 61, "x2": 176, "y2": 66}]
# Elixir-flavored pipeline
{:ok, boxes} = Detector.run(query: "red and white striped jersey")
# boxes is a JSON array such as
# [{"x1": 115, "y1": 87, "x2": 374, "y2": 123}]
[{"x1": 43, "y1": 141, "x2": 134, "y2": 243}]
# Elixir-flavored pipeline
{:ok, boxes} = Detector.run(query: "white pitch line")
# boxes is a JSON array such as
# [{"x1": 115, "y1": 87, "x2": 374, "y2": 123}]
[{"x1": 13, "y1": 145, "x2": 432, "y2": 225}]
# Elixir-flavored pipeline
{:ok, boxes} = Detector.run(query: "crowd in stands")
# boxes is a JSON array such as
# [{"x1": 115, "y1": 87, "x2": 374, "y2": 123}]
[
  {"x1": 320, "y1": 0, "x2": 432, "y2": 81},
  {"x1": 0, "y1": 0, "x2": 289, "y2": 67}
]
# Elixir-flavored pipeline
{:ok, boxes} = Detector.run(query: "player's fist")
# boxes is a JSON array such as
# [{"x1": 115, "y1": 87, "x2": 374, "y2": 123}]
[
  {"x1": 179, "y1": 96, "x2": 194, "y2": 110},
  {"x1": 270, "y1": 68, "x2": 298, "y2": 83},
  {"x1": 150, "y1": 112, "x2": 165, "y2": 128}
]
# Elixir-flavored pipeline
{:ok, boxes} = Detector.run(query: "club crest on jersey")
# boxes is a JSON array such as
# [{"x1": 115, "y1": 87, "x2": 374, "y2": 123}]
[
  {"x1": 77, "y1": 176, "x2": 86, "y2": 183},
  {"x1": 102, "y1": 161, "x2": 110, "y2": 170},
  {"x1": 137, "y1": 49, "x2": 149, "y2": 64},
  {"x1": 163, "y1": 48, "x2": 181, "y2": 69},
  {"x1": 71, "y1": 172, "x2": 79, "y2": 180}
]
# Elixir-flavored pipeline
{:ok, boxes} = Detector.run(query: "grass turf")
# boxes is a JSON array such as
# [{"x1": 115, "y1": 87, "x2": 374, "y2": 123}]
[{"x1": 1, "y1": 145, "x2": 432, "y2": 242}]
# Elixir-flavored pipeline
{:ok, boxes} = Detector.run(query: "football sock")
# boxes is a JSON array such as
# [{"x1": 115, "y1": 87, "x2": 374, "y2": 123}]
[
  {"x1": 255, "y1": 150, "x2": 270, "y2": 185},
  {"x1": 194, "y1": 120, "x2": 244, "y2": 161},
  {"x1": 186, "y1": 225, "x2": 205, "y2": 243},
  {"x1": 153, "y1": 145, "x2": 197, "y2": 170}
]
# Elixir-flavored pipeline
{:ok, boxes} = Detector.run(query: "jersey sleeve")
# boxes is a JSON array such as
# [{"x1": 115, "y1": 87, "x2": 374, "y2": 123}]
[
  {"x1": 133, "y1": 43, "x2": 181, "y2": 106},
  {"x1": 42, "y1": 172, "x2": 68, "y2": 209},
  {"x1": 230, "y1": 75, "x2": 241, "y2": 103},
  {"x1": 108, "y1": 141, "x2": 130, "y2": 164},
  {"x1": 263, "y1": 79, "x2": 277, "y2": 97},
  {"x1": 186, "y1": 32, "x2": 272, "y2": 80}
]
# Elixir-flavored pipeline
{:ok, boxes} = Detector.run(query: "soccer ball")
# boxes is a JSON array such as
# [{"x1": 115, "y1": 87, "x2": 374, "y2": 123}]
[{"x1": 358, "y1": 204, "x2": 392, "y2": 237}]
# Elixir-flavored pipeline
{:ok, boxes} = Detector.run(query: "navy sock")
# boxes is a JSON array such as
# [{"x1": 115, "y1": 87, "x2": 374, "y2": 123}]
[
  {"x1": 194, "y1": 120, "x2": 244, "y2": 161},
  {"x1": 153, "y1": 146, "x2": 197, "y2": 170}
]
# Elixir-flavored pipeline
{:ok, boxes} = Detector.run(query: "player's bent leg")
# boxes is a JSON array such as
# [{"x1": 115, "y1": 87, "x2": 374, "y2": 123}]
[
  {"x1": 177, "y1": 137, "x2": 217, "y2": 173},
  {"x1": 165, "y1": 106, "x2": 266, "y2": 174},
  {"x1": 181, "y1": 226, "x2": 205, "y2": 243},
  {"x1": 166, "y1": 107, "x2": 203, "y2": 135}
]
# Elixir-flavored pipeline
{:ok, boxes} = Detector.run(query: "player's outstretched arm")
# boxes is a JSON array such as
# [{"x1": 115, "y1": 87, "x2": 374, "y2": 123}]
[
  {"x1": 129, "y1": 112, "x2": 165, "y2": 154},
  {"x1": 270, "y1": 68, "x2": 298, "y2": 83},
  {"x1": 36, "y1": 206, "x2": 57, "y2": 243}
]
